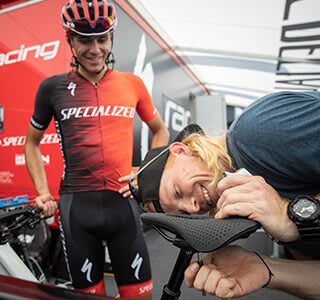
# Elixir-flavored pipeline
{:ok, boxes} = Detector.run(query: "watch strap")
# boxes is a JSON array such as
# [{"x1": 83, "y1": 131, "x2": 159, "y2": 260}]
[{"x1": 298, "y1": 226, "x2": 320, "y2": 242}]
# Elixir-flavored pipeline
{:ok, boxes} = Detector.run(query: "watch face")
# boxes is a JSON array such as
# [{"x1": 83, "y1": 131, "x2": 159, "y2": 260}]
[{"x1": 293, "y1": 199, "x2": 317, "y2": 219}]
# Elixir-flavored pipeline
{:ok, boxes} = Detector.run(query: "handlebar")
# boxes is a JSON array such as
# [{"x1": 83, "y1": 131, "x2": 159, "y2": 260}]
[{"x1": 0, "y1": 204, "x2": 44, "y2": 245}]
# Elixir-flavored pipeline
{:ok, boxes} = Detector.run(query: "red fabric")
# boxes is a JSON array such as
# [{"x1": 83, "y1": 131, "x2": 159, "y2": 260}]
[
  {"x1": 118, "y1": 279, "x2": 153, "y2": 298},
  {"x1": 77, "y1": 279, "x2": 105, "y2": 295}
]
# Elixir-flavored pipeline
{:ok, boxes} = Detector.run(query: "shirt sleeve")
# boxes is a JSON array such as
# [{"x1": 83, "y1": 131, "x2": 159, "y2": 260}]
[
  {"x1": 30, "y1": 76, "x2": 57, "y2": 130},
  {"x1": 133, "y1": 75, "x2": 158, "y2": 122},
  {"x1": 226, "y1": 91, "x2": 320, "y2": 199}
]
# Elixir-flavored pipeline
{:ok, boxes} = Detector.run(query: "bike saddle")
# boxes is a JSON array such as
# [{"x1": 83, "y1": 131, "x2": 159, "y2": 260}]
[{"x1": 141, "y1": 213, "x2": 261, "y2": 253}]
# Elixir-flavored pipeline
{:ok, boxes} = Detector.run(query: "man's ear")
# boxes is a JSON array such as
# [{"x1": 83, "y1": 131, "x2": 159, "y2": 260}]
[{"x1": 169, "y1": 142, "x2": 192, "y2": 156}]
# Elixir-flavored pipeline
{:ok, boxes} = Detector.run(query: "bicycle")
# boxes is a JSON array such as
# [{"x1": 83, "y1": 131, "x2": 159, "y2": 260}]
[{"x1": 0, "y1": 201, "x2": 46, "y2": 282}]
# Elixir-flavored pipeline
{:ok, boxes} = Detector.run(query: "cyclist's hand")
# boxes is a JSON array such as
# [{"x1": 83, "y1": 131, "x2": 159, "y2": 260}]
[
  {"x1": 184, "y1": 245, "x2": 270, "y2": 298},
  {"x1": 215, "y1": 175, "x2": 299, "y2": 242},
  {"x1": 118, "y1": 167, "x2": 139, "y2": 198},
  {"x1": 35, "y1": 193, "x2": 57, "y2": 217}
]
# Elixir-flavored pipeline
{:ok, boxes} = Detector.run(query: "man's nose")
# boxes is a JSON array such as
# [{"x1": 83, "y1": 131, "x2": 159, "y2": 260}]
[
  {"x1": 183, "y1": 197, "x2": 200, "y2": 214},
  {"x1": 89, "y1": 40, "x2": 100, "y2": 53}
]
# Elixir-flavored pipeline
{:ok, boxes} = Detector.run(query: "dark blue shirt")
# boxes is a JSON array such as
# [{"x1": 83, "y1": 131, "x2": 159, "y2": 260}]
[
  {"x1": 226, "y1": 91, "x2": 320, "y2": 258},
  {"x1": 227, "y1": 91, "x2": 320, "y2": 200}
]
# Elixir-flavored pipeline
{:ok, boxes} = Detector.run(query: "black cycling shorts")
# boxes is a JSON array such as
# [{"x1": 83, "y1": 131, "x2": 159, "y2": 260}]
[{"x1": 59, "y1": 190, "x2": 152, "y2": 295}]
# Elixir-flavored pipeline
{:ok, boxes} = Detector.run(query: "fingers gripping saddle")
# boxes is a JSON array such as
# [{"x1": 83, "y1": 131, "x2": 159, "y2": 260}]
[{"x1": 140, "y1": 214, "x2": 261, "y2": 300}]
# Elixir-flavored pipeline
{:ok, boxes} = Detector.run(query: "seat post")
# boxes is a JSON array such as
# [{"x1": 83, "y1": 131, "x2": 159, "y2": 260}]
[{"x1": 161, "y1": 248, "x2": 194, "y2": 300}]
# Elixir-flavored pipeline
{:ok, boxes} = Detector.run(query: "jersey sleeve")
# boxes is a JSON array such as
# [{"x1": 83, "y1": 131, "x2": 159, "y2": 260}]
[
  {"x1": 30, "y1": 76, "x2": 57, "y2": 130},
  {"x1": 133, "y1": 75, "x2": 158, "y2": 122}
]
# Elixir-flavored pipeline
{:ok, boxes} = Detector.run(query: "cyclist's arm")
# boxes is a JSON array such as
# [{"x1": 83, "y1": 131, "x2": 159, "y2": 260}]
[
  {"x1": 146, "y1": 113, "x2": 169, "y2": 149},
  {"x1": 185, "y1": 245, "x2": 320, "y2": 300},
  {"x1": 24, "y1": 124, "x2": 57, "y2": 216},
  {"x1": 266, "y1": 256, "x2": 320, "y2": 300}
]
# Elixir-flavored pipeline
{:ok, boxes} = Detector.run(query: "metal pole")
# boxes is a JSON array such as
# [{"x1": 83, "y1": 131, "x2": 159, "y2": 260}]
[{"x1": 161, "y1": 248, "x2": 194, "y2": 300}]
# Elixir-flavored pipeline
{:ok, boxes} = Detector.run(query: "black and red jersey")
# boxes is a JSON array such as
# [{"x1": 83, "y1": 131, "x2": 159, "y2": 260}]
[{"x1": 31, "y1": 69, "x2": 157, "y2": 194}]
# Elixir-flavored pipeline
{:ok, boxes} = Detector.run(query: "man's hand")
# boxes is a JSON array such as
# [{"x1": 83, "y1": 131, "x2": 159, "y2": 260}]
[
  {"x1": 118, "y1": 167, "x2": 139, "y2": 198},
  {"x1": 184, "y1": 245, "x2": 270, "y2": 298},
  {"x1": 215, "y1": 175, "x2": 299, "y2": 242},
  {"x1": 35, "y1": 193, "x2": 57, "y2": 217}
]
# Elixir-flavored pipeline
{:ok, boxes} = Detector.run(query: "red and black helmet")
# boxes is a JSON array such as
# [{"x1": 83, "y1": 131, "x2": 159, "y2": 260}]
[{"x1": 61, "y1": 0, "x2": 117, "y2": 36}]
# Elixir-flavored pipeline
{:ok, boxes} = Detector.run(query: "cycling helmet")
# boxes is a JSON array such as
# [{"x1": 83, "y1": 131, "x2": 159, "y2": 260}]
[{"x1": 61, "y1": 0, "x2": 117, "y2": 36}]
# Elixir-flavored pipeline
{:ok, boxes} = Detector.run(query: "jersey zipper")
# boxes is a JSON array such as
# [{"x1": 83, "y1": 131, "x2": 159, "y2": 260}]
[{"x1": 94, "y1": 75, "x2": 108, "y2": 189}]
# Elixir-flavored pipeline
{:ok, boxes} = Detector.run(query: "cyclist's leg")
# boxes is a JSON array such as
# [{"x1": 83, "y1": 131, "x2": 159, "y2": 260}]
[
  {"x1": 103, "y1": 191, "x2": 152, "y2": 299},
  {"x1": 59, "y1": 192, "x2": 105, "y2": 294}
]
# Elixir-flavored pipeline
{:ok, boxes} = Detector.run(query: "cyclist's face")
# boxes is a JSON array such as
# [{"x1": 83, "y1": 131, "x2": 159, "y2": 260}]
[
  {"x1": 155, "y1": 143, "x2": 218, "y2": 214},
  {"x1": 70, "y1": 33, "x2": 112, "y2": 75}
]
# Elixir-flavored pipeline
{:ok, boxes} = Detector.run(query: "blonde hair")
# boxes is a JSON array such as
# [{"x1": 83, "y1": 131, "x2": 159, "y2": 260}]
[{"x1": 181, "y1": 133, "x2": 235, "y2": 188}]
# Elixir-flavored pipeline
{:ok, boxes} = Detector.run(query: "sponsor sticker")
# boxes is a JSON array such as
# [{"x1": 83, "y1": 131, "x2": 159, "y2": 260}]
[{"x1": 0, "y1": 172, "x2": 14, "y2": 184}]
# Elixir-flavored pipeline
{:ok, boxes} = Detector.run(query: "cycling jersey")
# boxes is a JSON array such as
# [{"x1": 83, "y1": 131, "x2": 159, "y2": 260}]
[
  {"x1": 59, "y1": 190, "x2": 152, "y2": 297},
  {"x1": 30, "y1": 69, "x2": 157, "y2": 194}
]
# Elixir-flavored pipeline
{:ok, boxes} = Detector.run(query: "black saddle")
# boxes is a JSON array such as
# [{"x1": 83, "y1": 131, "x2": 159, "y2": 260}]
[
  {"x1": 141, "y1": 213, "x2": 261, "y2": 299},
  {"x1": 141, "y1": 213, "x2": 261, "y2": 253}
]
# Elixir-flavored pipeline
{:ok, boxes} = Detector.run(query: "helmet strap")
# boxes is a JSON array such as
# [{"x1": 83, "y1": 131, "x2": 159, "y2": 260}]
[
  {"x1": 70, "y1": 55, "x2": 78, "y2": 68},
  {"x1": 105, "y1": 38, "x2": 115, "y2": 70},
  {"x1": 67, "y1": 36, "x2": 79, "y2": 69}
]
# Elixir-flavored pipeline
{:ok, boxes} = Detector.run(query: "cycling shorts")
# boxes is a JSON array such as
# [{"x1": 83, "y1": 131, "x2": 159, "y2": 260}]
[{"x1": 59, "y1": 190, "x2": 152, "y2": 297}]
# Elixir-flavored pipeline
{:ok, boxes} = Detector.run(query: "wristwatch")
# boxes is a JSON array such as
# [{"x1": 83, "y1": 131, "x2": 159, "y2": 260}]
[{"x1": 287, "y1": 195, "x2": 320, "y2": 241}]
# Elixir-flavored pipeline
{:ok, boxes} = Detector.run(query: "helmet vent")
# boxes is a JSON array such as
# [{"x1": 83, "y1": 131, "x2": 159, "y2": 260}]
[
  {"x1": 87, "y1": 0, "x2": 95, "y2": 21},
  {"x1": 108, "y1": 5, "x2": 113, "y2": 19},
  {"x1": 66, "y1": 5, "x2": 75, "y2": 20},
  {"x1": 75, "y1": 0, "x2": 85, "y2": 18},
  {"x1": 99, "y1": 0, "x2": 104, "y2": 17}
]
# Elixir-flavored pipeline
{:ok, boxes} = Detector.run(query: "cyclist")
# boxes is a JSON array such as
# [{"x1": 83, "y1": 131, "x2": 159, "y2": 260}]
[{"x1": 24, "y1": 0, "x2": 169, "y2": 298}]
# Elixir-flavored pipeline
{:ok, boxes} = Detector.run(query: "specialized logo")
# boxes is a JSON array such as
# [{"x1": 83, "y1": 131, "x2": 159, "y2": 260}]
[
  {"x1": 133, "y1": 33, "x2": 155, "y2": 161},
  {"x1": 0, "y1": 134, "x2": 59, "y2": 147},
  {"x1": 131, "y1": 253, "x2": 143, "y2": 280},
  {"x1": 139, "y1": 281, "x2": 153, "y2": 295},
  {"x1": 0, "y1": 40, "x2": 60, "y2": 67},
  {"x1": 61, "y1": 105, "x2": 136, "y2": 121},
  {"x1": 81, "y1": 258, "x2": 93, "y2": 283},
  {"x1": 67, "y1": 82, "x2": 77, "y2": 96}
]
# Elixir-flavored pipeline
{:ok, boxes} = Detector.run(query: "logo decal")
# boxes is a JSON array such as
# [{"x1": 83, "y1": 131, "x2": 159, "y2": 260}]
[
  {"x1": 67, "y1": 82, "x2": 77, "y2": 96},
  {"x1": 0, "y1": 40, "x2": 60, "y2": 67},
  {"x1": 60, "y1": 105, "x2": 135, "y2": 120},
  {"x1": 0, "y1": 171, "x2": 14, "y2": 184},
  {"x1": 131, "y1": 253, "x2": 143, "y2": 280},
  {"x1": 15, "y1": 154, "x2": 50, "y2": 166},
  {"x1": 81, "y1": 258, "x2": 93, "y2": 283}
]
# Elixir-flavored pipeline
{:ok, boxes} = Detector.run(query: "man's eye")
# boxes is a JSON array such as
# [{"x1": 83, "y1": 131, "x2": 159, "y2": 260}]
[
  {"x1": 79, "y1": 39, "x2": 90, "y2": 44},
  {"x1": 175, "y1": 190, "x2": 180, "y2": 198}
]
